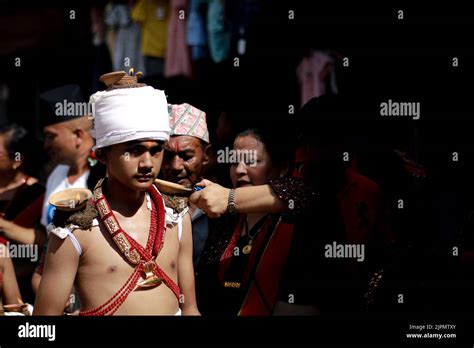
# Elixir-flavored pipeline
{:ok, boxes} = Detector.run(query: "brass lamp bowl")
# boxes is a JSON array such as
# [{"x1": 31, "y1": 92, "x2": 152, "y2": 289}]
[
  {"x1": 100, "y1": 70, "x2": 143, "y2": 87},
  {"x1": 48, "y1": 188, "x2": 93, "y2": 211},
  {"x1": 155, "y1": 179, "x2": 193, "y2": 196}
]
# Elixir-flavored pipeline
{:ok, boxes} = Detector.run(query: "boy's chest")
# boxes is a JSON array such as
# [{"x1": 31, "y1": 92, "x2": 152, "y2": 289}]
[{"x1": 79, "y1": 223, "x2": 180, "y2": 280}]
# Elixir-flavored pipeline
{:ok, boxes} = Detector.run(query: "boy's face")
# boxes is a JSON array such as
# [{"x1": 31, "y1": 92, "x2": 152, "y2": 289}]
[{"x1": 103, "y1": 139, "x2": 165, "y2": 191}]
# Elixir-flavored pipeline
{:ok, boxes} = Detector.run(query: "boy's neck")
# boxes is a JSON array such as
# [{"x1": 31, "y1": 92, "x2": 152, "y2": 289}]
[{"x1": 104, "y1": 177, "x2": 147, "y2": 215}]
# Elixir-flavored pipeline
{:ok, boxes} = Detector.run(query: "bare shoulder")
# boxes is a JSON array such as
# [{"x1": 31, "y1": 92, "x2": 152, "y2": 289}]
[{"x1": 69, "y1": 223, "x2": 102, "y2": 253}]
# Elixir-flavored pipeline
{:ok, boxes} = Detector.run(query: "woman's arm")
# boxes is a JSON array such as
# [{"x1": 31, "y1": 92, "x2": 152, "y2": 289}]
[
  {"x1": 0, "y1": 219, "x2": 46, "y2": 246},
  {"x1": 190, "y1": 178, "x2": 316, "y2": 218},
  {"x1": 0, "y1": 244, "x2": 23, "y2": 304}
]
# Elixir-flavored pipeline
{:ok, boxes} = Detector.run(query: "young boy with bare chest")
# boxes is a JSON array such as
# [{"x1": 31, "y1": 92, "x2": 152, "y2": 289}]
[{"x1": 34, "y1": 72, "x2": 199, "y2": 315}]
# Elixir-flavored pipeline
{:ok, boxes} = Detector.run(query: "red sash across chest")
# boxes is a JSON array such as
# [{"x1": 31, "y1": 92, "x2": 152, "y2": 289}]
[{"x1": 79, "y1": 179, "x2": 180, "y2": 316}]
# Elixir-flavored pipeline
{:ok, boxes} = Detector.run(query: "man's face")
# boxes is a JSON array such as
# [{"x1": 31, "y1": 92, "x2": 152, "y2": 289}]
[
  {"x1": 103, "y1": 139, "x2": 165, "y2": 192},
  {"x1": 162, "y1": 135, "x2": 208, "y2": 188},
  {"x1": 43, "y1": 123, "x2": 78, "y2": 165}
]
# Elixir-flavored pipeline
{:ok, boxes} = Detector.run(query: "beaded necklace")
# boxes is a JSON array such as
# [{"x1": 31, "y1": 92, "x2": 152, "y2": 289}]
[{"x1": 79, "y1": 178, "x2": 180, "y2": 316}]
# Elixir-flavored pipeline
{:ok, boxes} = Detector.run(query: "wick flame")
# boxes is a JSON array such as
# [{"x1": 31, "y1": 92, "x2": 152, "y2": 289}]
[
  {"x1": 75, "y1": 192, "x2": 82, "y2": 202},
  {"x1": 129, "y1": 68, "x2": 134, "y2": 76}
]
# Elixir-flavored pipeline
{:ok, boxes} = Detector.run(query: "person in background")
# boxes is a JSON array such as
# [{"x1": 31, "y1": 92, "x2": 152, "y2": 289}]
[
  {"x1": 195, "y1": 127, "x2": 297, "y2": 315},
  {"x1": 0, "y1": 124, "x2": 45, "y2": 304},
  {"x1": 162, "y1": 103, "x2": 212, "y2": 268},
  {"x1": 31, "y1": 84, "x2": 104, "y2": 313},
  {"x1": 191, "y1": 95, "x2": 390, "y2": 314}
]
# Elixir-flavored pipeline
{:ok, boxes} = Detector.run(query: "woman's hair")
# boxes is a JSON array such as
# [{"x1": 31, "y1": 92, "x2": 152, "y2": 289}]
[
  {"x1": 235, "y1": 127, "x2": 295, "y2": 171},
  {"x1": 0, "y1": 124, "x2": 28, "y2": 160},
  {"x1": 0, "y1": 123, "x2": 42, "y2": 177}
]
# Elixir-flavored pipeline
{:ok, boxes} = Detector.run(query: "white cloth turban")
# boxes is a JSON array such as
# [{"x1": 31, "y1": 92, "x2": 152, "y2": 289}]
[{"x1": 90, "y1": 86, "x2": 170, "y2": 149}]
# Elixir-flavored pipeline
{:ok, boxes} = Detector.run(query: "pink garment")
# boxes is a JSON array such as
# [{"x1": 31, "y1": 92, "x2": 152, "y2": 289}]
[
  {"x1": 297, "y1": 51, "x2": 334, "y2": 107},
  {"x1": 165, "y1": 0, "x2": 192, "y2": 78}
]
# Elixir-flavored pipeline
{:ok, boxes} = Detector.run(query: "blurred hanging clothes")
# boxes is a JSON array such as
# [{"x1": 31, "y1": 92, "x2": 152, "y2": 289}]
[
  {"x1": 187, "y1": 0, "x2": 207, "y2": 60},
  {"x1": 91, "y1": 3, "x2": 113, "y2": 93},
  {"x1": 164, "y1": 0, "x2": 192, "y2": 77},
  {"x1": 105, "y1": 3, "x2": 145, "y2": 74},
  {"x1": 229, "y1": 0, "x2": 262, "y2": 57},
  {"x1": 132, "y1": 0, "x2": 170, "y2": 76},
  {"x1": 207, "y1": 0, "x2": 231, "y2": 63},
  {"x1": 297, "y1": 50, "x2": 339, "y2": 107}
]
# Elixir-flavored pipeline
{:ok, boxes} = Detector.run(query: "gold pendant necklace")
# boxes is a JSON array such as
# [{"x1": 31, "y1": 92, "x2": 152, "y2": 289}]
[
  {"x1": 242, "y1": 217, "x2": 253, "y2": 254},
  {"x1": 137, "y1": 260, "x2": 163, "y2": 288},
  {"x1": 242, "y1": 242, "x2": 252, "y2": 255}
]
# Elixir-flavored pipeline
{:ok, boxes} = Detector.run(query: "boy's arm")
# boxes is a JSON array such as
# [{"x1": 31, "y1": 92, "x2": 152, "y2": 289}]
[
  {"x1": 177, "y1": 214, "x2": 200, "y2": 315},
  {"x1": 0, "y1": 245, "x2": 22, "y2": 305},
  {"x1": 33, "y1": 234, "x2": 79, "y2": 315}
]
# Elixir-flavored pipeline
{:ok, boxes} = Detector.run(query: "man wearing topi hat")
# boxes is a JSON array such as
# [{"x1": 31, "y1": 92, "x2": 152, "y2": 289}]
[
  {"x1": 34, "y1": 71, "x2": 200, "y2": 316},
  {"x1": 162, "y1": 103, "x2": 212, "y2": 268}
]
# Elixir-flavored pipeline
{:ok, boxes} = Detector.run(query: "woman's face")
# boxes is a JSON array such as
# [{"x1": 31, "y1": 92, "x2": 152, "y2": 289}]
[{"x1": 230, "y1": 135, "x2": 281, "y2": 188}]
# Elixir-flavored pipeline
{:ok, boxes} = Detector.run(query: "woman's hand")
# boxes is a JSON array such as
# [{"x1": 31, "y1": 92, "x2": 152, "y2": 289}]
[{"x1": 190, "y1": 179, "x2": 230, "y2": 218}]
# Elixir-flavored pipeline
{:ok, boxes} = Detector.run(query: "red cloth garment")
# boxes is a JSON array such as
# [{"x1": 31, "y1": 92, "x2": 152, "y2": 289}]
[
  {"x1": 239, "y1": 219, "x2": 294, "y2": 315},
  {"x1": 1, "y1": 182, "x2": 45, "y2": 230},
  {"x1": 13, "y1": 194, "x2": 44, "y2": 228},
  {"x1": 164, "y1": 0, "x2": 192, "y2": 77},
  {"x1": 218, "y1": 214, "x2": 295, "y2": 315}
]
